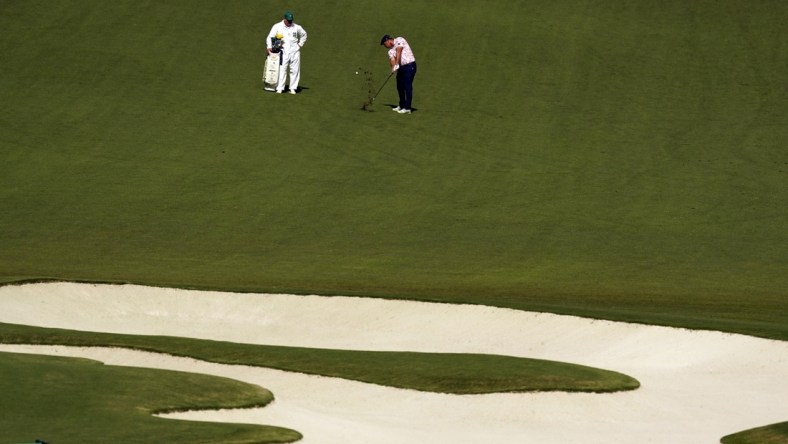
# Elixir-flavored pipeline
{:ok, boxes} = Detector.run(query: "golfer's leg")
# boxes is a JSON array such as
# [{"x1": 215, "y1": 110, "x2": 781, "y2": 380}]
[
  {"x1": 404, "y1": 63, "x2": 416, "y2": 109},
  {"x1": 289, "y1": 51, "x2": 301, "y2": 91},
  {"x1": 396, "y1": 72, "x2": 406, "y2": 109},
  {"x1": 404, "y1": 64, "x2": 416, "y2": 110}
]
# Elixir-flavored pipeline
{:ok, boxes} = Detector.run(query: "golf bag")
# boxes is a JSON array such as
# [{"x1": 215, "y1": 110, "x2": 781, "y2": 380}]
[
  {"x1": 263, "y1": 52, "x2": 281, "y2": 91},
  {"x1": 263, "y1": 36, "x2": 284, "y2": 92}
]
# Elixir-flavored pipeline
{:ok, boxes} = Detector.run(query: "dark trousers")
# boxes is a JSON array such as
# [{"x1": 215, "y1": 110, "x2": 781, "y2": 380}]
[{"x1": 396, "y1": 62, "x2": 417, "y2": 110}]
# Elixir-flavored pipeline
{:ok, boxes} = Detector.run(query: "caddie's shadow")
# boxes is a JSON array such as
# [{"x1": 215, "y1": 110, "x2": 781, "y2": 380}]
[
  {"x1": 289, "y1": 85, "x2": 310, "y2": 93},
  {"x1": 261, "y1": 84, "x2": 310, "y2": 94}
]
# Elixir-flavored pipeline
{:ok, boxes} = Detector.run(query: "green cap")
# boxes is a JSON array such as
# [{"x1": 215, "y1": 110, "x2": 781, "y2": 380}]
[{"x1": 284, "y1": 11, "x2": 294, "y2": 21}]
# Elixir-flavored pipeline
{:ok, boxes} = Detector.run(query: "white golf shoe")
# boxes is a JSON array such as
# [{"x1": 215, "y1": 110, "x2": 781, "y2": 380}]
[
  {"x1": 392, "y1": 106, "x2": 401, "y2": 112},
  {"x1": 397, "y1": 108, "x2": 411, "y2": 114}
]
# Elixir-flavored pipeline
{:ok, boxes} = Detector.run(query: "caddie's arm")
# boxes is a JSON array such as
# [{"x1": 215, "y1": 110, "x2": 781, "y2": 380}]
[
  {"x1": 266, "y1": 26, "x2": 277, "y2": 54},
  {"x1": 298, "y1": 27, "x2": 307, "y2": 48}
]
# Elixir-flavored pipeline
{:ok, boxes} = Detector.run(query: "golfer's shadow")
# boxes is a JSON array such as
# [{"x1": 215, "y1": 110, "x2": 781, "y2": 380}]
[{"x1": 385, "y1": 104, "x2": 418, "y2": 112}]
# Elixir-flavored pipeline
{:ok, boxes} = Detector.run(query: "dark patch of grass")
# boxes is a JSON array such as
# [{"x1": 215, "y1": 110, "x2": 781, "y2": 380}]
[
  {"x1": 0, "y1": 351, "x2": 301, "y2": 444},
  {"x1": 0, "y1": 322, "x2": 639, "y2": 394},
  {"x1": 721, "y1": 421, "x2": 788, "y2": 444}
]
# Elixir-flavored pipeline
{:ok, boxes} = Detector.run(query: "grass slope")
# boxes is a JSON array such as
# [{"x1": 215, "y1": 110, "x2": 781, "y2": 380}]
[
  {"x1": 0, "y1": 322, "x2": 640, "y2": 394},
  {"x1": 0, "y1": 2, "x2": 786, "y2": 334},
  {"x1": 0, "y1": 351, "x2": 301, "y2": 444},
  {"x1": 721, "y1": 422, "x2": 788, "y2": 444}
]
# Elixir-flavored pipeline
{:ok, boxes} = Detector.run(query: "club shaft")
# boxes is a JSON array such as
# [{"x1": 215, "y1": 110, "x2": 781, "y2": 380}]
[{"x1": 372, "y1": 72, "x2": 395, "y2": 100}]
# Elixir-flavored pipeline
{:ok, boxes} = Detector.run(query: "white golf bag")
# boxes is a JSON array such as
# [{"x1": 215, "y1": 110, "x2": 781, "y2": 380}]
[{"x1": 263, "y1": 52, "x2": 280, "y2": 91}]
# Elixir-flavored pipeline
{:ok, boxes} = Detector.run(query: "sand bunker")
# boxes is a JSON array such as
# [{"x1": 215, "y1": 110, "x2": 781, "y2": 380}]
[{"x1": 1, "y1": 282, "x2": 786, "y2": 443}]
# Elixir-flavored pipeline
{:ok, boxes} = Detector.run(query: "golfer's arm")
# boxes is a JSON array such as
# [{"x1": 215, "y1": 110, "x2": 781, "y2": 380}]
[{"x1": 395, "y1": 46, "x2": 403, "y2": 65}]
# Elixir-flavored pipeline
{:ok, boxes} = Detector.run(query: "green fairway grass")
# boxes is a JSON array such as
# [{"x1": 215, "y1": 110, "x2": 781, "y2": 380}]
[
  {"x1": 1, "y1": 0, "x2": 785, "y2": 340},
  {"x1": 1, "y1": 1, "x2": 786, "y2": 340},
  {"x1": 0, "y1": 351, "x2": 301, "y2": 444},
  {"x1": 1, "y1": 1, "x2": 785, "y2": 440},
  {"x1": 0, "y1": 322, "x2": 640, "y2": 394}
]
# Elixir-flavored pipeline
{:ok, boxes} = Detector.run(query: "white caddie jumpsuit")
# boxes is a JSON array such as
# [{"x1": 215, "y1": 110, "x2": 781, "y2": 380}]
[{"x1": 266, "y1": 20, "x2": 308, "y2": 93}]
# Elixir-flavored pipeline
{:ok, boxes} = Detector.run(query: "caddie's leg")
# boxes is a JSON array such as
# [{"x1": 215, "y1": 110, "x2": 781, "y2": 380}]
[
  {"x1": 289, "y1": 51, "x2": 301, "y2": 92},
  {"x1": 276, "y1": 53, "x2": 289, "y2": 93}
]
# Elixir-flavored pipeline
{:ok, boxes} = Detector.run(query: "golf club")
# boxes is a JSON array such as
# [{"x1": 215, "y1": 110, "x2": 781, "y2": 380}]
[
  {"x1": 372, "y1": 71, "x2": 395, "y2": 102},
  {"x1": 361, "y1": 71, "x2": 395, "y2": 110}
]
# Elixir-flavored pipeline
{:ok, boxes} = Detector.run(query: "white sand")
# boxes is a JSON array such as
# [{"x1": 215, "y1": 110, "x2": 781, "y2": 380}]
[{"x1": 0, "y1": 282, "x2": 786, "y2": 443}]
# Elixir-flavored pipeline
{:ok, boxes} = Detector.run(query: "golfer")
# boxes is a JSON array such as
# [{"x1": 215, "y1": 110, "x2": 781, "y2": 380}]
[
  {"x1": 267, "y1": 11, "x2": 307, "y2": 94},
  {"x1": 380, "y1": 34, "x2": 417, "y2": 113}
]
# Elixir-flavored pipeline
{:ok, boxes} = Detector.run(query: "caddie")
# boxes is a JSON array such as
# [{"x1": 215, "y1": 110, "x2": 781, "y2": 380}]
[{"x1": 266, "y1": 11, "x2": 308, "y2": 94}]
